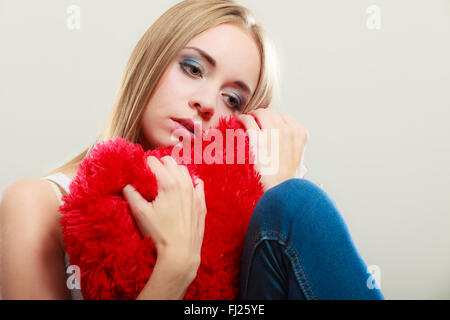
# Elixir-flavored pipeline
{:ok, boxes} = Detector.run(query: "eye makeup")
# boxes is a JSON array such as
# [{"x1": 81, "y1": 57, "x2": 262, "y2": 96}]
[
  {"x1": 179, "y1": 58, "x2": 205, "y2": 77},
  {"x1": 178, "y1": 53, "x2": 249, "y2": 111}
]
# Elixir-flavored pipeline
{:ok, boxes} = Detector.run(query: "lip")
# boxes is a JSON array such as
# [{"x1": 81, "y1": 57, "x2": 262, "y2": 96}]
[
  {"x1": 171, "y1": 118, "x2": 196, "y2": 137},
  {"x1": 173, "y1": 118, "x2": 195, "y2": 133}
]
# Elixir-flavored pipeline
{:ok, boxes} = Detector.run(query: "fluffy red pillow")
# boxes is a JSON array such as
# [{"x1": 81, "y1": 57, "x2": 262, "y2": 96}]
[{"x1": 59, "y1": 115, "x2": 265, "y2": 300}]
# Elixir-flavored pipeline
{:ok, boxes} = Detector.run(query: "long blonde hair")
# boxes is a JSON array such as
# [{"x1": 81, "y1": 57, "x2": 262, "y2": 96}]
[{"x1": 43, "y1": 0, "x2": 279, "y2": 176}]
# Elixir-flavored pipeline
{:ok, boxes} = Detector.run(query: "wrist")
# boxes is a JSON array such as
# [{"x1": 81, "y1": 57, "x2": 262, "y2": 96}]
[
  {"x1": 137, "y1": 252, "x2": 196, "y2": 300},
  {"x1": 156, "y1": 248, "x2": 200, "y2": 281}
]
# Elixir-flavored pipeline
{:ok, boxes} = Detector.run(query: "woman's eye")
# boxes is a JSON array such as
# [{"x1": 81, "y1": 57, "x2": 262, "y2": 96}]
[
  {"x1": 180, "y1": 60, "x2": 203, "y2": 78},
  {"x1": 223, "y1": 93, "x2": 243, "y2": 111}
]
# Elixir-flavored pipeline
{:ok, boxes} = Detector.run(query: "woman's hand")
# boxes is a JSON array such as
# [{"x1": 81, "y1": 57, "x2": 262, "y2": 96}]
[
  {"x1": 122, "y1": 155, "x2": 207, "y2": 276},
  {"x1": 238, "y1": 107, "x2": 309, "y2": 192}
]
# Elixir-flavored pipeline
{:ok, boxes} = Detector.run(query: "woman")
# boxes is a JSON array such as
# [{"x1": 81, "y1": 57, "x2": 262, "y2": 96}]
[{"x1": 0, "y1": 0, "x2": 384, "y2": 300}]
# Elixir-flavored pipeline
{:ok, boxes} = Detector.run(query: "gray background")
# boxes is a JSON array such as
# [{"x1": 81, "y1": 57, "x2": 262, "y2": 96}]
[{"x1": 0, "y1": 0, "x2": 449, "y2": 299}]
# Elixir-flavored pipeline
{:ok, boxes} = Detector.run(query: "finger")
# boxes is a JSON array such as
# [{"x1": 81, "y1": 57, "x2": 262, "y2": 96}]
[
  {"x1": 279, "y1": 113, "x2": 293, "y2": 127},
  {"x1": 280, "y1": 114, "x2": 304, "y2": 138},
  {"x1": 193, "y1": 178, "x2": 207, "y2": 214},
  {"x1": 161, "y1": 155, "x2": 187, "y2": 179},
  {"x1": 161, "y1": 156, "x2": 192, "y2": 190},
  {"x1": 237, "y1": 114, "x2": 260, "y2": 156},
  {"x1": 123, "y1": 185, "x2": 152, "y2": 232},
  {"x1": 147, "y1": 155, "x2": 172, "y2": 189},
  {"x1": 179, "y1": 164, "x2": 194, "y2": 187},
  {"x1": 147, "y1": 155, "x2": 164, "y2": 172},
  {"x1": 281, "y1": 115, "x2": 310, "y2": 168},
  {"x1": 160, "y1": 155, "x2": 178, "y2": 168},
  {"x1": 160, "y1": 156, "x2": 180, "y2": 181},
  {"x1": 279, "y1": 113, "x2": 300, "y2": 146},
  {"x1": 246, "y1": 109, "x2": 278, "y2": 156},
  {"x1": 237, "y1": 113, "x2": 261, "y2": 132},
  {"x1": 193, "y1": 178, "x2": 207, "y2": 237},
  {"x1": 123, "y1": 184, "x2": 149, "y2": 213},
  {"x1": 247, "y1": 109, "x2": 278, "y2": 157},
  {"x1": 249, "y1": 107, "x2": 283, "y2": 130}
]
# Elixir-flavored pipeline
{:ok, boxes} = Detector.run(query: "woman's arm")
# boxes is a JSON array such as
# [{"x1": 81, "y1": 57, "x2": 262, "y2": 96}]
[
  {"x1": 124, "y1": 156, "x2": 207, "y2": 300},
  {"x1": 136, "y1": 249, "x2": 198, "y2": 300},
  {"x1": 0, "y1": 179, "x2": 71, "y2": 299}
]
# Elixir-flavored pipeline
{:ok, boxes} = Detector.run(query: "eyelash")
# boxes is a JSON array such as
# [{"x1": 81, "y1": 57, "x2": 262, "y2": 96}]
[{"x1": 179, "y1": 59, "x2": 244, "y2": 111}]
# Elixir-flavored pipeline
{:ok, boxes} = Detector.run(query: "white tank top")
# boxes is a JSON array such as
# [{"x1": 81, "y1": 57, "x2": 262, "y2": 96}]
[{"x1": 40, "y1": 173, "x2": 84, "y2": 300}]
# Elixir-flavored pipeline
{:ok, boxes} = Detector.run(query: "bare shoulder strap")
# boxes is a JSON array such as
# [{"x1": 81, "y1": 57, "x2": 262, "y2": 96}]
[
  {"x1": 40, "y1": 173, "x2": 72, "y2": 205},
  {"x1": 39, "y1": 173, "x2": 83, "y2": 300}
]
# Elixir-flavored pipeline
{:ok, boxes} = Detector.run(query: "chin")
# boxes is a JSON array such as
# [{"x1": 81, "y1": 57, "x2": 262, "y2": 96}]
[{"x1": 149, "y1": 137, "x2": 179, "y2": 150}]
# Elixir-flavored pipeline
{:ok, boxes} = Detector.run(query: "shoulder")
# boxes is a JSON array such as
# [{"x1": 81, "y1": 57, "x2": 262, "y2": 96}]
[
  {"x1": 1, "y1": 178, "x2": 59, "y2": 212},
  {"x1": 0, "y1": 178, "x2": 71, "y2": 299},
  {"x1": 0, "y1": 177, "x2": 64, "y2": 250}
]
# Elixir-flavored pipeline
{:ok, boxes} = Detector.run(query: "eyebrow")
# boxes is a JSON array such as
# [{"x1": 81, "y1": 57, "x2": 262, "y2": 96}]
[{"x1": 183, "y1": 46, "x2": 253, "y2": 96}]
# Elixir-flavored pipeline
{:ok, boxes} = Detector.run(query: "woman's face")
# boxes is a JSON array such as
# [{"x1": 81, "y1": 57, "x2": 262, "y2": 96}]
[{"x1": 139, "y1": 23, "x2": 261, "y2": 150}]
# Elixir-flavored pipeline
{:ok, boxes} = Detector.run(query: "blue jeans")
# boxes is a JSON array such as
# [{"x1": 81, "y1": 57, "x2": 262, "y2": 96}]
[{"x1": 239, "y1": 178, "x2": 384, "y2": 300}]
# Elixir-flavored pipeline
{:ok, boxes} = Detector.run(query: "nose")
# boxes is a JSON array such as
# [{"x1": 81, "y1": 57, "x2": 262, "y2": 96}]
[{"x1": 189, "y1": 99, "x2": 215, "y2": 122}]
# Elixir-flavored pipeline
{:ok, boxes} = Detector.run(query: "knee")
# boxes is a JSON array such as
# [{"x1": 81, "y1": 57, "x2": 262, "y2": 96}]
[
  {"x1": 251, "y1": 178, "x2": 340, "y2": 233},
  {"x1": 267, "y1": 178, "x2": 324, "y2": 200}
]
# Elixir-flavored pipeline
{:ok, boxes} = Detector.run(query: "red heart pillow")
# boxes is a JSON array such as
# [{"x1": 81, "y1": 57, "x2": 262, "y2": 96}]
[{"x1": 59, "y1": 115, "x2": 265, "y2": 300}]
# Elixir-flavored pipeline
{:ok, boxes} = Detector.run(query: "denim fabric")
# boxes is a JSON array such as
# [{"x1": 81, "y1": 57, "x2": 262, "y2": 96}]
[{"x1": 239, "y1": 178, "x2": 384, "y2": 300}]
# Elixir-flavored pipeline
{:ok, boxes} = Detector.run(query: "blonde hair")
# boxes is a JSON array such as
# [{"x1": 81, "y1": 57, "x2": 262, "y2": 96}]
[{"x1": 43, "y1": 0, "x2": 279, "y2": 176}]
